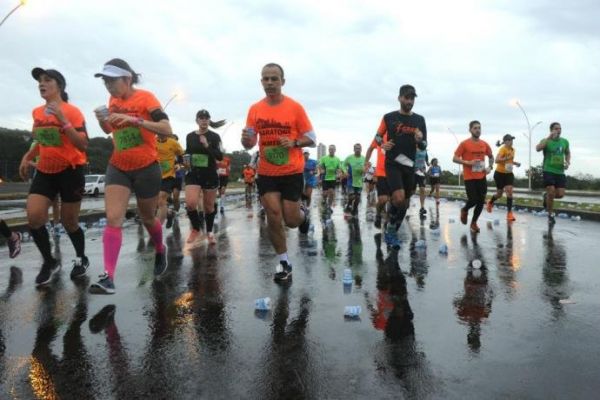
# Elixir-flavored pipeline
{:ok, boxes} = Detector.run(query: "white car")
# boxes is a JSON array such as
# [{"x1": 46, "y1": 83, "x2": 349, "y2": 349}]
[{"x1": 84, "y1": 174, "x2": 106, "y2": 196}]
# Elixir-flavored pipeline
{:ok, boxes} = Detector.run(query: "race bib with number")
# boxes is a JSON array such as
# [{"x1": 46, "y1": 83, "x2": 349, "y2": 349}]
[
  {"x1": 192, "y1": 154, "x2": 209, "y2": 168},
  {"x1": 35, "y1": 127, "x2": 62, "y2": 147},
  {"x1": 432, "y1": 172, "x2": 440, "y2": 177},
  {"x1": 472, "y1": 160, "x2": 485, "y2": 172},
  {"x1": 264, "y1": 146, "x2": 289, "y2": 166},
  {"x1": 159, "y1": 160, "x2": 172, "y2": 173},
  {"x1": 505, "y1": 163, "x2": 513, "y2": 173},
  {"x1": 217, "y1": 168, "x2": 226, "y2": 175},
  {"x1": 114, "y1": 127, "x2": 143, "y2": 151}
]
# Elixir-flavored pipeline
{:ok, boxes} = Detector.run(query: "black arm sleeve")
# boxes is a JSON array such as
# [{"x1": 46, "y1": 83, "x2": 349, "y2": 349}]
[{"x1": 150, "y1": 109, "x2": 169, "y2": 122}]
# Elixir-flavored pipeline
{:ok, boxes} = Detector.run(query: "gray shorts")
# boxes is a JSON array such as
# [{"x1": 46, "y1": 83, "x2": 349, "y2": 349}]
[{"x1": 105, "y1": 162, "x2": 161, "y2": 199}]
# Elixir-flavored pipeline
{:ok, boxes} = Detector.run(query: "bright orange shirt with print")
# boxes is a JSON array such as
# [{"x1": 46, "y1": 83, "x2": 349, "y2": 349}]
[
  {"x1": 108, "y1": 89, "x2": 163, "y2": 171},
  {"x1": 157, "y1": 137, "x2": 184, "y2": 179},
  {"x1": 245, "y1": 96, "x2": 313, "y2": 176},
  {"x1": 217, "y1": 156, "x2": 231, "y2": 176},
  {"x1": 370, "y1": 132, "x2": 388, "y2": 177},
  {"x1": 243, "y1": 167, "x2": 256, "y2": 183},
  {"x1": 454, "y1": 138, "x2": 493, "y2": 181},
  {"x1": 31, "y1": 103, "x2": 87, "y2": 174}
]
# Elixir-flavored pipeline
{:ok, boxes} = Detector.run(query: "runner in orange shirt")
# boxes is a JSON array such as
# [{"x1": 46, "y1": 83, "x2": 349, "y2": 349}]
[
  {"x1": 365, "y1": 132, "x2": 389, "y2": 229},
  {"x1": 242, "y1": 164, "x2": 256, "y2": 203},
  {"x1": 241, "y1": 63, "x2": 315, "y2": 282},
  {"x1": 453, "y1": 121, "x2": 494, "y2": 233},
  {"x1": 216, "y1": 155, "x2": 231, "y2": 215},
  {"x1": 90, "y1": 58, "x2": 173, "y2": 294},
  {"x1": 18, "y1": 67, "x2": 89, "y2": 286}
]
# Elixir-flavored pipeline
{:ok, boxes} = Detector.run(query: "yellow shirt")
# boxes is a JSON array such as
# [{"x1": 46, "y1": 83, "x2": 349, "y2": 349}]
[
  {"x1": 495, "y1": 145, "x2": 515, "y2": 174},
  {"x1": 157, "y1": 137, "x2": 184, "y2": 179}
]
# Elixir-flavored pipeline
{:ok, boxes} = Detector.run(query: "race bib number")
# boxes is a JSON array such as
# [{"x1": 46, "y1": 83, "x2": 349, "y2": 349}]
[
  {"x1": 264, "y1": 146, "x2": 289, "y2": 166},
  {"x1": 114, "y1": 127, "x2": 143, "y2": 151},
  {"x1": 472, "y1": 160, "x2": 485, "y2": 172},
  {"x1": 505, "y1": 163, "x2": 513, "y2": 173},
  {"x1": 35, "y1": 127, "x2": 62, "y2": 147},
  {"x1": 550, "y1": 155, "x2": 564, "y2": 167},
  {"x1": 192, "y1": 154, "x2": 209, "y2": 168},
  {"x1": 432, "y1": 172, "x2": 440, "y2": 177},
  {"x1": 159, "y1": 160, "x2": 172, "y2": 173},
  {"x1": 217, "y1": 168, "x2": 226, "y2": 175}
]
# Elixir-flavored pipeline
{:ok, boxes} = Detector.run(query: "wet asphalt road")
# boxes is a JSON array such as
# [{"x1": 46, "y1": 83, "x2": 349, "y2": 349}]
[{"x1": 1, "y1": 192, "x2": 600, "y2": 399}]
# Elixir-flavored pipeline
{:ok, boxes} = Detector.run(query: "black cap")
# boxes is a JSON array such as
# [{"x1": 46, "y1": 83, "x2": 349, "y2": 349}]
[
  {"x1": 196, "y1": 109, "x2": 210, "y2": 119},
  {"x1": 32, "y1": 67, "x2": 66, "y2": 90},
  {"x1": 503, "y1": 134, "x2": 516, "y2": 142},
  {"x1": 399, "y1": 84, "x2": 417, "y2": 97}
]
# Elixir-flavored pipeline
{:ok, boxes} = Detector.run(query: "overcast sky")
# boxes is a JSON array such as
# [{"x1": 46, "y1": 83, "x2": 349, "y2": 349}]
[{"x1": 2, "y1": 0, "x2": 599, "y2": 177}]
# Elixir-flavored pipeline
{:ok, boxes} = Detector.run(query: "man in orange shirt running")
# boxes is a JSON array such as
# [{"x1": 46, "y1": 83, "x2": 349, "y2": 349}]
[
  {"x1": 216, "y1": 155, "x2": 231, "y2": 214},
  {"x1": 453, "y1": 121, "x2": 494, "y2": 233},
  {"x1": 241, "y1": 63, "x2": 315, "y2": 282}
]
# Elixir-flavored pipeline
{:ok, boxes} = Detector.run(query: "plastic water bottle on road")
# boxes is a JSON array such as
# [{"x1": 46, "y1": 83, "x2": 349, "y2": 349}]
[
  {"x1": 344, "y1": 305, "x2": 361, "y2": 319},
  {"x1": 255, "y1": 297, "x2": 271, "y2": 311}
]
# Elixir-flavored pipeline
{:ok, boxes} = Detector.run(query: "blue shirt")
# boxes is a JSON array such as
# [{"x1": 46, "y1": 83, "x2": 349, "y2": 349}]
[
  {"x1": 414, "y1": 149, "x2": 428, "y2": 172},
  {"x1": 304, "y1": 159, "x2": 318, "y2": 179}
]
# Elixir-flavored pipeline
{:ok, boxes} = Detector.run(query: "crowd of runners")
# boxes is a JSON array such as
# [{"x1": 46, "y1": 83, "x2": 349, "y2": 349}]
[{"x1": 1, "y1": 61, "x2": 573, "y2": 292}]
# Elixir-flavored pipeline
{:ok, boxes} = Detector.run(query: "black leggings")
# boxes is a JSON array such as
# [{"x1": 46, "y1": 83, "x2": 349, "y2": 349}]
[{"x1": 464, "y1": 179, "x2": 487, "y2": 222}]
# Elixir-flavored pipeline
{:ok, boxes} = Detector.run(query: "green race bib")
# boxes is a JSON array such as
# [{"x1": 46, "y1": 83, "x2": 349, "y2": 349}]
[
  {"x1": 114, "y1": 127, "x2": 143, "y2": 151},
  {"x1": 265, "y1": 146, "x2": 289, "y2": 166},
  {"x1": 35, "y1": 127, "x2": 62, "y2": 147},
  {"x1": 159, "y1": 160, "x2": 172, "y2": 173},
  {"x1": 192, "y1": 154, "x2": 209, "y2": 168}
]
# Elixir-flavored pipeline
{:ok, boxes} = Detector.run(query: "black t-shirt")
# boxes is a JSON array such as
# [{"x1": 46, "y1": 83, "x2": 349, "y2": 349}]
[
  {"x1": 380, "y1": 111, "x2": 427, "y2": 164},
  {"x1": 185, "y1": 130, "x2": 223, "y2": 171}
]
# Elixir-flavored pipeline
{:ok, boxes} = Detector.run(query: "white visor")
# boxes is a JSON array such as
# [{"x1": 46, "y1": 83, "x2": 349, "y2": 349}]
[{"x1": 94, "y1": 64, "x2": 132, "y2": 78}]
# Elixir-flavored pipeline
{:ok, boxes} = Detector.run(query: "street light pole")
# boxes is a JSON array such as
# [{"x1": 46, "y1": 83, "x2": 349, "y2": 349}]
[
  {"x1": 448, "y1": 128, "x2": 461, "y2": 187},
  {"x1": 0, "y1": 1, "x2": 26, "y2": 28},
  {"x1": 163, "y1": 93, "x2": 178, "y2": 110},
  {"x1": 514, "y1": 101, "x2": 541, "y2": 191}
]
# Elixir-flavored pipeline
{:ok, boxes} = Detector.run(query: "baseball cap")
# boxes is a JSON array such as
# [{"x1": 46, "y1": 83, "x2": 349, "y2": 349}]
[
  {"x1": 502, "y1": 134, "x2": 516, "y2": 142},
  {"x1": 399, "y1": 84, "x2": 417, "y2": 97},
  {"x1": 196, "y1": 109, "x2": 211, "y2": 119},
  {"x1": 31, "y1": 68, "x2": 66, "y2": 90}
]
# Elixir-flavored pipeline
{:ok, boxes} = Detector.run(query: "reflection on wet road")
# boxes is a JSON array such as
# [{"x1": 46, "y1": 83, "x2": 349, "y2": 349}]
[{"x1": 1, "y1": 194, "x2": 600, "y2": 399}]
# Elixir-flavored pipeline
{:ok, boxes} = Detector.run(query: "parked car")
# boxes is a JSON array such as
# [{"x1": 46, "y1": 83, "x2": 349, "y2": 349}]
[{"x1": 84, "y1": 174, "x2": 106, "y2": 196}]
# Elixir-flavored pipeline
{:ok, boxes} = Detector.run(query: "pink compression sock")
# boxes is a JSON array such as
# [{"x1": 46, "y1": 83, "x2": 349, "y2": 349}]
[
  {"x1": 103, "y1": 226, "x2": 123, "y2": 280},
  {"x1": 146, "y1": 219, "x2": 165, "y2": 253}
]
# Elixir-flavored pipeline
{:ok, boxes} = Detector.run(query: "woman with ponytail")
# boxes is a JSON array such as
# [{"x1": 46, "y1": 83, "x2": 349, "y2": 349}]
[
  {"x1": 183, "y1": 109, "x2": 225, "y2": 246},
  {"x1": 90, "y1": 58, "x2": 173, "y2": 294},
  {"x1": 486, "y1": 134, "x2": 521, "y2": 221},
  {"x1": 19, "y1": 67, "x2": 89, "y2": 286}
]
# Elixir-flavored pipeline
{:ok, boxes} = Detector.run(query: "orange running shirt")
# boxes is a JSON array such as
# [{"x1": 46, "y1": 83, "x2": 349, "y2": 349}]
[
  {"x1": 217, "y1": 156, "x2": 231, "y2": 177},
  {"x1": 108, "y1": 89, "x2": 163, "y2": 171},
  {"x1": 31, "y1": 103, "x2": 87, "y2": 174},
  {"x1": 370, "y1": 132, "x2": 388, "y2": 177},
  {"x1": 243, "y1": 167, "x2": 256, "y2": 183},
  {"x1": 495, "y1": 145, "x2": 515, "y2": 174},
  {"x1": 245, "y1": 95, "x2": 313, "y2": 176},
  {"x1": 454, "y1": 138, "x2": 493, "y2": 181},
  {"x1": 157, "y1": 137, "x2": 184, "y2": 179}
]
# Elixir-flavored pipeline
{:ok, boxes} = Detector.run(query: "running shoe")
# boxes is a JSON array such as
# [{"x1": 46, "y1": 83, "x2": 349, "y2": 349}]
[
  {"x1": 7, "y1": 231, "x2": 22, "y2": 259},
  {"x1": 70, "y1": 256, "x2": 89, "y2": 279},
  {"x1": 274, "y1": 261, "x2": 293, "y2": 282},
  {"x1": 207, "y1": 232, "x2": 217, "y2": 245},
  {"x1": 419, "y1": 208, "x2": 427, "y2": 215},
  {"x1": 548, "y1": 213, "x2": 556, "y2": 226},
  {"x1": 186, "y1": 229, "x2": 201, "y2": 244},
  {"x1": 460, "y1": 208, "x2": 468, "y2": 225},
  {"x1": 89, "y1": 304, "x2": 116, "y2": 333},
  {"x1": 506, "y1": 211, "x2": 516, "y2": 222},
  {"x1": 220, "y1": 206, "x2": 225, "y2": 215},
  {"x1": 299, "y1": 204, "x2": 311, "y2": 234},
  {"x1": 166, "y1": 211, "x2": 174, "y2": 229},
  {"x1": 35, "y1": 259, "x2": 60, "y2": 286},
  {"x1": 470, "y1": 223, "x2": 480, "y2": 233},
  {"x1": 486, "y1": 200, "x2": 493, "y2": 213},
  {"x1": 154, "y1": 252, "x2": 167, "y2": 277},
  {"x1": 89, "y1": 272, "x2": 115, "y2": 294}
]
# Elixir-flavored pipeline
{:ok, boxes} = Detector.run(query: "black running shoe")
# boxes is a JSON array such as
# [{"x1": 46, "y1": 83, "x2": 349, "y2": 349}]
[
  {"x1": 274, "y1": 261, "x2": 292, "y2": 282},
  {"x1": 89, "y1": 304, "x2": 116, "y2": 333},
  {"x1": 298, "y1": 204, "x2": 311, "y2": 234},
  {"x1": 35, "y1": 259, "x2": 60, "y2": 286},
  {"x1": 220, "y1": 206, "x2": 225, "y2": 215},
  {"x1": 154, "y1": 252, "x2": 168, "y2": 277},
  {"x1": 420, "y1": 208, "x2": 427, "y2": 215},
  {"x1": 70, "y1": 256, "x2": 89, "y2": 279},
  {"x1": 166, "y1": 211, "x2": 174, "y2": 229},
  {"x1": 89, "y1": 272, "x2": 115, "y2": 294},
  {"x1": 8, "y1": 232, "x2": 22, "y2": 259}
]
